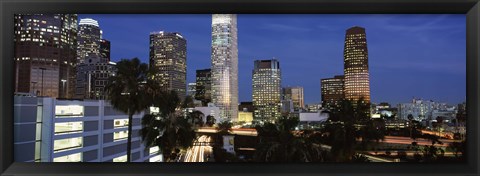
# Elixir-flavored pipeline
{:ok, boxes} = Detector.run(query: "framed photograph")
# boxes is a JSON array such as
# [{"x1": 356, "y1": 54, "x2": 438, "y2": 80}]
[{"x1": 0, "y1": 0, "x2": 479, "y2": 175}]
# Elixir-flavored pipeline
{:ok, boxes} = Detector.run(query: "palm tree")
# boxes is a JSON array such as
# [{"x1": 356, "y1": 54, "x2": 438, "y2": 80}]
[
  {"x1": 187, "y1": 110, "x2": 204, "y2": 127},
  {"x1": 105, "y1": 58, "x2": 158, "y2": 162},
  {"x1": 216, "y1": 120, "x2": 233, "y2": 135},
  {"x1": 253, "y1": 116, "x2": 326, "y2": 162},
  {"x1": 205, "y1": 115, "x2": 216, "y2": 127},
  {"x1": 139, "y1": 90, "x2": 196, "y2": 162}
]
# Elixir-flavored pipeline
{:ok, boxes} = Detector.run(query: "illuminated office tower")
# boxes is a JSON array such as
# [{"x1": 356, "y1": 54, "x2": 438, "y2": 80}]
[
  {"x1": 76, "y1": 18, "x2": 115, "y2": 100},
  {"x1": 77, "y1": 18, "x2": 102, "y2": 64},
  {"x1": 211, "y1": 14, "x2": 238, "y2": 121},
  {"x1": 343, "y1": 26, "x2": 371, "y2": 104},
  {"x1": 14, "y1": 14, "x2": 78, "y2": 98},
  {"x1": 282, "y1": 86, "x2": 305, "y2": 111},
  {"x1": 321, "y1": 75, "x2": 345, "y2": 111},
  {"x1": 252, "y1": 59, "x2": 281, "y2": 122},
  {"x1": 149, "y1": 31, "x2": 187, "y2": 99},
  {"x1": 195, "y1": 69, "x2": 212, "y2": 106}
]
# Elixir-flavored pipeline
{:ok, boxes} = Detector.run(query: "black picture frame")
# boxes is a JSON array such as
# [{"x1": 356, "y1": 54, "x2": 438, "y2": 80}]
[{"x1": 1, "y1": 0, "x2": 479, "y2": 175}]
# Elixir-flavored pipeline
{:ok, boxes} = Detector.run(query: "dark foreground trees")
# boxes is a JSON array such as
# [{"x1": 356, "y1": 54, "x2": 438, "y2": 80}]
[
  {"x1": 253, "y1": 116, "x2": 327, "y2": 162},
  {"x1": 139, "y1": 90, "x2": 196, "y2": 162},
  {"x1": 105, "y1": 58, "x2": 158, "y2": 162}
]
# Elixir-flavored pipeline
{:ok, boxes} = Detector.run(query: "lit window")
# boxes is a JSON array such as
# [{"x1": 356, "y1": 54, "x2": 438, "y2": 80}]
[
  {"x1": 54, "y1": 137, "x2": 82, "y2": 152},
  {"x1": 55, "y1": 105, "x2": 84, "y2": 117},
  {"x1": 113, "y1": 131, "x2": 128, "y2": 141},
  {"x1": 55, "y1": 122, "x2": 83, "y2": 134},
  {"x1": 114, "y1": 119, "x2": 129, "y2": 128},
  {"x1": 149, "y1": 146, "x2": 159, "y2": 155},
  {"x1": 53, "y1": 153, "x2": 82, "y2": 162},
  {"x1": 113, "y1": 155, "x2": 127, "y2": 162}
]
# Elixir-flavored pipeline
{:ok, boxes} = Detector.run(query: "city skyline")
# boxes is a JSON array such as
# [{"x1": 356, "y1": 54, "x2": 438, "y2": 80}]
[{"x1": 77, "y1": 14, "x2": 466, "y2": 105}]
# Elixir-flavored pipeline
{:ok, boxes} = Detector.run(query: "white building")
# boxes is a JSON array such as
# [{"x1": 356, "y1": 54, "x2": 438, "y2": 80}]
[
  {"x1": 297, "y1": 111, "x2": 329, "y2": 129},
  {"x1": 194, "y1": 103, "x2": 221, "y2": 124},
  {"x1": 14, "y1": 96, "x2": 161, "y2": 162}
]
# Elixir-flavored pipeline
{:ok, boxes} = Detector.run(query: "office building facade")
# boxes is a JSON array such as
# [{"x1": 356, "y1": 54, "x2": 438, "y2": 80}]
[
  {"x1": 75, "y1": 57, "x2": 117, "y2": 100},
  {"x1": 14, "y1": 14, "x2": 78, "y2": 98},
  {"x1": 321, "y1": 75, "x2": 345, "y2": 111},
  {"x1": 77, "y1": 18, "x2": 102, "y2": 64},
  {"x1": 76, "y1": 18, "x2": 115, "y2": 100},
  {"x1": 195, "y1": 69, "x2": 212, "y2": 105},
  {"x1": 14, "y1": 96, "x2": 161, "y2": 162},
  {"x1": 343, "y1": 26, "x2": 371, "y2": 104},
  {"x1": 149, "y1": 31, "x2": 187, "y2": 99},
  {"x1": 252, "y1": 59, "x2": 282, "y2": 122},
  {"x1": 211, "y1": 14, "x2": 238, "y2": 121},
  {"x1": 282, "y1": 86, "x2": 305, "y2": 111}
]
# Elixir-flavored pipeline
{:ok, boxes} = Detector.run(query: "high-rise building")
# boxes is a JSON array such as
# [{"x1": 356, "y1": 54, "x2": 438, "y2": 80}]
[
  {"x1": 282, "y1": 86, "x2": 305, "y2": 111},
  {"x1": 14, "y1": 14, "x2": 78, "y2": 98},
  {"x1": 321, "y1": 75, "x2": 345, "y2": 111},
  {"x1": 77, "y1": 18, "x2": 102, "y2": 64},
  {"x1": 211, "y1": 14, "x2": 238, "y2": 121},
  {"x1": 252, "y1": 59, "x2": 281, "y2": 122},
  {"x1": 195, "y1": 69, "x2": 212, "y2": 105},
  {"x1": 100, "y1": 39, "x2": 111, "y2": 62},
  {"x1": 149, "y1": 31, "x2": 187, "y2": 99},
  {"x1": 343, "y1": 26, "x2": 371, "y2": 105},
  {"x1": 76, "y1": 18, "x2": 115, "y2": 100}
]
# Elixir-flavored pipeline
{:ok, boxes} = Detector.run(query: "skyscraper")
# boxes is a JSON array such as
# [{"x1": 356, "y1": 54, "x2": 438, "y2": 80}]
[
  {"x1": 321, "y1": 75, "x2": 345, "y2": 111},
  {"x1": 343, "y1": 26, "x2": 371, "y2": 104},
  {"x1": 14, "y1": 14, "x2": 78, "y2": 98},
  {"x1": 149, "y1": 31, "x2": 187, "y2": 99},
  {"x1": 195, "y1": 69, "x2": 212, "y2": 106},
  {"x1": 282, "y1": 86, "x2": 305, "y2": 111},
  {"x1": 76, "y1": 18, "x2": 115, "y2": 100},
  {"x1": 252, "y1": 59, "x2": 281, "y2": 122},
  {"x1": 77, "y1": 18, "x2": 102, "y2": 64},
  {"x1": 211, "y1": 14, "x2": 238, "y2": 121}
]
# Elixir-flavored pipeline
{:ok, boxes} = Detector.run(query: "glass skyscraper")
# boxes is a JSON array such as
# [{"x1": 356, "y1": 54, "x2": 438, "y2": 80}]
[
  {"x1": 252, "y1": 59, "x2": 281, "y2": 122},
  {"x1": 211, "y1": 14, "x2": 238, "y2": 121},
  {"x1": 149, "y1": 31, "x2": 187, "y2": 99},
  {"x1": 343, "y1": 26, "x2": 371, "y2": 104},
  {"x1": 14, "y1": 14, "x2": 78, "y2": 98}
]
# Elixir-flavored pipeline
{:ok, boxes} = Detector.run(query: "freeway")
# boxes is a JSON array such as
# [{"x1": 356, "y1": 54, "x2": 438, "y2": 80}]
[
  {"x1": 184, "y1": 135, "x2": 213, "y2": 162},
  {"x1": 381, "y1": 136, "x2": 458, "y2": 147},
  {"x1": 196, "y1": 127, "x2": 258, "y2": 136}
]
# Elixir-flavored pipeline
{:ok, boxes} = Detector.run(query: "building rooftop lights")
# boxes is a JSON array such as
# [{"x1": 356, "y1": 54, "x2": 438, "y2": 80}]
[{"x1": 79, "y1": 18, "x2": 99, "y2": 27}]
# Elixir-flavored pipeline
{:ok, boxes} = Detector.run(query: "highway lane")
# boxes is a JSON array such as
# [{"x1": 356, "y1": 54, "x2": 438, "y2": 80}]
[{"x1": 184, "y1": 135, "x2": 212, "y2": 162}]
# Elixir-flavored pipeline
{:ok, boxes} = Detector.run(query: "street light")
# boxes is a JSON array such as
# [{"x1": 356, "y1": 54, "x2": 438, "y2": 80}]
[
  {"x1": 61, "y1": 79, "x2": 67, "y2": 98},
  {"x1": 31, "y1": 81, "x2": 37, "y2": 96},
  {"x1": 39, "y1": 67, "x2": 47, "y2": 97}
]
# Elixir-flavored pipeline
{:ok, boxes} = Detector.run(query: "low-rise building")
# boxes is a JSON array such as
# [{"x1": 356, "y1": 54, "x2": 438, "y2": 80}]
[{"x1": 14, "y1": 96, "x2": 161, "y2": 162}]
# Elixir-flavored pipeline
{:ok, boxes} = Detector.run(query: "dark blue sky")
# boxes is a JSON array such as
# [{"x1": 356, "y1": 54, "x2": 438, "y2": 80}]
[{"x1": 79, "y1": 14, "x2": 466, "y2": 105}]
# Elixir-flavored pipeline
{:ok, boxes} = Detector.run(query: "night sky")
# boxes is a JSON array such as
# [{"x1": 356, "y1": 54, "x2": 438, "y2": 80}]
[{"x1": 78, "y1": 14, "x2": 466, "y2": 105}]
